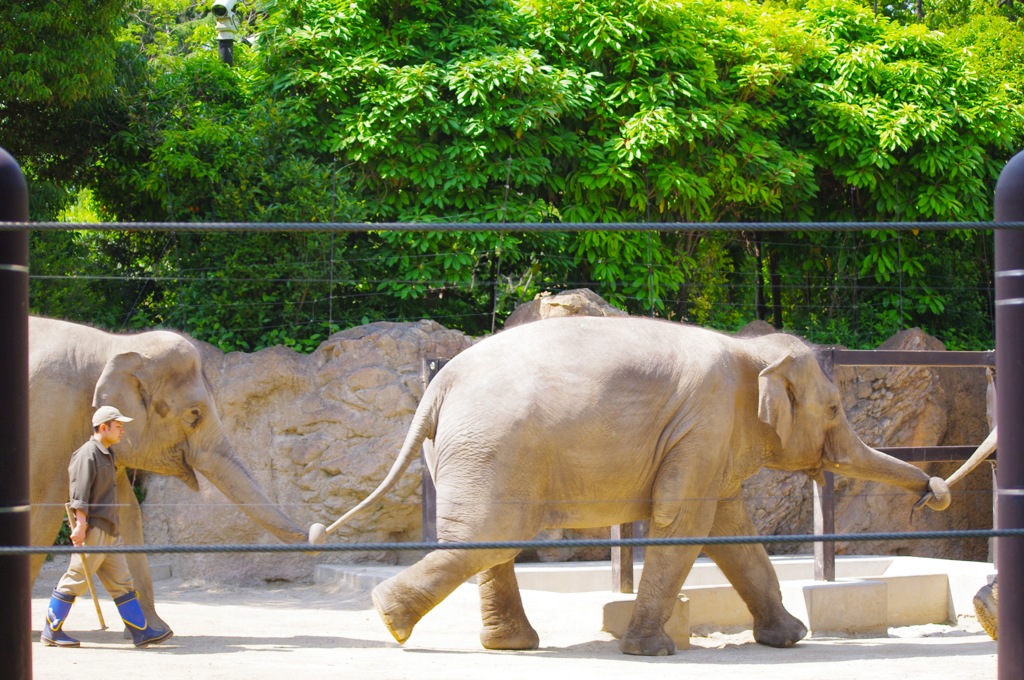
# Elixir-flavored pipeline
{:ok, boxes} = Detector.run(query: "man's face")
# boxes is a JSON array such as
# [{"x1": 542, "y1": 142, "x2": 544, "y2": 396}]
[{"x1": 101, "y1": 419, "x2": 125, "y2": 445}]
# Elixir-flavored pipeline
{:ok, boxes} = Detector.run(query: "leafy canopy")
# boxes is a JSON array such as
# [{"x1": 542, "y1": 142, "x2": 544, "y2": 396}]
[{"x1": 19, "y1": 0, "x2": 1022, "y2": 350}]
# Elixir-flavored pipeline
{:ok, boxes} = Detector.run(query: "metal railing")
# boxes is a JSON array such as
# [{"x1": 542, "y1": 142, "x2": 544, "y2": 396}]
[
  {"x1": 812, "y1": 348, "x2": 996, "y2": 582},
  {"x1": 4, "y1": 148, "x2": 1024, "y2": 680}
]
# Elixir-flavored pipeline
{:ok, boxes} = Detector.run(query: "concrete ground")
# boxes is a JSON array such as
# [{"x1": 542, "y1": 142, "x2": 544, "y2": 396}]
[{"x1": 30, "y1": 560, "x2": 996, "y2": 680}]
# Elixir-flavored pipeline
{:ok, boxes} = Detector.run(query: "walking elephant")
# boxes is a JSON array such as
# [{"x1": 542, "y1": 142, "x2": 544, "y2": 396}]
[
  {"x1": 310, "y1": 316, "x2": 952, "y2": 656},
  {"x1": 30, "y1": 317, "x2": 309, "y2": 632}
]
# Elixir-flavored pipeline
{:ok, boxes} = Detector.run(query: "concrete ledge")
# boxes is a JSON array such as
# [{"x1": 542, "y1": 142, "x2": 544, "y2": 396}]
[
  {"x1": 683, "y1": 584, "x2": 752, "y2": 632},
  {"x1": 882, "y1": 573, "x2": 952, "y2": 627},
  {"x1": 601, "y1": 595, "x2": 690, "y2": 649},
  {"x1": 150, "y1": 563, "x2": 173, "y2": 581},
  {"x1": 315, "y1": 563, "x2": 401, "y2": 591},
  {"x1": 803, "y1": 580, "x2": 888, "y2": 636},
  {"x1": 314, "y1": 555, "x2": 994, "y2": 638}
]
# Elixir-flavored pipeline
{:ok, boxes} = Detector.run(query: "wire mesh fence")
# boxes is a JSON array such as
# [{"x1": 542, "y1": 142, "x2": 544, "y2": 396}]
[{"x1": 23, "y1": 221, "x2": 1002, "y2": 352}]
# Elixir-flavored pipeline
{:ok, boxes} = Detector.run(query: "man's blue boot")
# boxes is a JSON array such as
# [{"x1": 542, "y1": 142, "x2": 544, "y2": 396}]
[
  {"x1": 41, "y1": 589, "x2": 80, "y2": 647},
  {"x1": 114, "y1": 591, "x2": 173, "y2": 647}
]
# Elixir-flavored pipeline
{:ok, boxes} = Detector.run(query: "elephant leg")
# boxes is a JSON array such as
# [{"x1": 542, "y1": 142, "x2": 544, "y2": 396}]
[
  {"x1": 29, "y1": 489, "x2": 68, "y2": 583},
  {"x1": 702, "y1": 496, "x2": 807, "y2": 648},
  {"x1": 115, "y1": 472, "x2": 171, "y2": 633},
  {"x1": 974, "y1": 576, "x2": 998, "y2": 640},
  {"x1": 477, "y1": 558, "x2": 539, "y2": 650},
  {"x1": 622, "y1": 450, "x2": 720, "y2": 656},
  {"x1": 373, "y1": 547, "x2": 520, "y2": 645},
  {"x1": 623, "y1": 543, "x2": 703, "y2": 656}
]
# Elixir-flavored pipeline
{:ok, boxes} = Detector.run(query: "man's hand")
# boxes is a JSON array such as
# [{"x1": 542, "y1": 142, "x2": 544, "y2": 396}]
[{"x1": 70, "y1": 510, "x2": 88, "y2": 546}]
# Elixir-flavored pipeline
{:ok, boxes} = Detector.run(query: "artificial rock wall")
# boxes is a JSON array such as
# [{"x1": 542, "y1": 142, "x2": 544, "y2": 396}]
[{"x1": 140, "y1": 291, "x2": 994, "y2": 584}]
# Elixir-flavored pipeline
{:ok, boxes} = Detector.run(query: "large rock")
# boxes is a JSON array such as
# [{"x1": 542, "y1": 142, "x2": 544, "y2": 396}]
[
  {"x1": 141, "y1": 321, "x2": 473, "y2": 583},
  {"x1": 141, "y1": 291, "x2": 994, "y2": 583},
  {"x1": 504, "y1": 288, "x2": 628, "y2": 328}
]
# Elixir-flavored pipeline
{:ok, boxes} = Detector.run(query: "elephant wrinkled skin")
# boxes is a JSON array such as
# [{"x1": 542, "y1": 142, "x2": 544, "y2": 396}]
[
  {"x1": 29, "y1": 317, "x2": 307, "y2": 631},
  {"x1": 322, "y1": 317, "x2": 951, "y2": 656}
]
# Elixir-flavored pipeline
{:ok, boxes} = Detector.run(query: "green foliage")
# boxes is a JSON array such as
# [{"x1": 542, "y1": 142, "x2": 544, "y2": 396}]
[
  {"x1": 0, "y1": 0, "x2": 127, "y2": 206},
  {"x1": 0, "y1": 0, "x2": 122, "y2": 104},
  {"x1": 531, "y1": 0, "x2": 822, "y2": 222},
  {"x1": 256, "y1": 0, "x2": 591, "y2": 223},
  {"x1": 30, "y1": 230, "x2": 123, "y2": 328},
  {"x1": 933, "y1": 1, "x2": 1024, "y2": 97},
  {"x1": 19, "y1": 0, "x2": 1021, "y2": 350},
  {"x1": 797, "y1": 0, "x2": 1022, "y2": 222}
]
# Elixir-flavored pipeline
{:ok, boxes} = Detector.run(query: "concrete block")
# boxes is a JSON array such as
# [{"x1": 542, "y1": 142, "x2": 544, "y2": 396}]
[
  {"x1": 150, "y1": 563, "x2": 173, "y2": 581},
  {"x1": 313, "y1": 556, "x2": 995, "y2": 638},
  {"x1": 315, "y1": 564, "x2": 400, "y2": 590},
  {"x1": 880, "y1": 574, "x2": 952, "y2": 626},
  {"x1": 512, "y1": 563, "x2": 618, "y2": 592},
  {"x1": 803, "y1": 580, "x2": 887, "y2": 636},
  {"x1": 683, "y1": 584, "x2": 753, "y2": 632},
  {"x1": 601, "y1": 595, "x2": 690, "y2": 649},
  {"x1": 875, "y1": 556, "x2": 993, "y2": 618}
]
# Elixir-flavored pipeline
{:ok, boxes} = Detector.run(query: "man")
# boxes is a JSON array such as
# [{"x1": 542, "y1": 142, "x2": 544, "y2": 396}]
[{"x1": 41, "y1": 405, "x2": 173, "y2": 648}]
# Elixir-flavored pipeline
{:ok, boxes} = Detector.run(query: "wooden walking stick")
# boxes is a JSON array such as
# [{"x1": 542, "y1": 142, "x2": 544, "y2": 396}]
[{"x1": 65, "y1": 503, "x2": 107, "y2": 630}]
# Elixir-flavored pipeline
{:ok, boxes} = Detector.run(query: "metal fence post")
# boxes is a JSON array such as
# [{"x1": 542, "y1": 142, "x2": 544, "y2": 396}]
[
  {"x1": 611, "y1": 522, "x2": 635, "y2": 593},
  {"x1": 813, "y1": 347, "x2": 837, "y2": 581},
  {"x1": 995, "y1": 149, "x2": 1024, "y2": 680},
  {"x1": 0, "y1": 147, "x2": 31, "y2": 680}
]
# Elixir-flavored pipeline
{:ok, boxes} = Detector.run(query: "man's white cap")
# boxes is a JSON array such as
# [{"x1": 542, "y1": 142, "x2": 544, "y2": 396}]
[{"x1": 92, "y1": 405, "x2": 134, "y2": 427}]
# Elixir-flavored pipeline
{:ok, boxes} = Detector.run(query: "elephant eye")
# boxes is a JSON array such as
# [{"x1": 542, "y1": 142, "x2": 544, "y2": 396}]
[
  {"x1": 828, "y1": 403, "x2": 839, "y2": 420},
  {"x1": 184, "y1": 407, "x2": 203, "y2": 428}
]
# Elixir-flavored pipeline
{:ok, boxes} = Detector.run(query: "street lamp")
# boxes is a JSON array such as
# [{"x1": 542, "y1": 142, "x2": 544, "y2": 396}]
[{"x1": 212, "y1": 0, "x2": 238, "y2": 65}]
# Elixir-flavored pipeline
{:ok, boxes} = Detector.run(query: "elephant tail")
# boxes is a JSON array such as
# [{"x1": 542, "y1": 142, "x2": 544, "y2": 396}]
[{"x1": 319, "y1": 383, "x2": 441, "y2": 536}]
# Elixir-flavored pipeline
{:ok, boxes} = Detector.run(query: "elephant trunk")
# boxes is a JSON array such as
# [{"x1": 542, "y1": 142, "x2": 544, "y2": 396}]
[
  {"x1": 826, "y1": 420, "x2": 951, "y2": 511},
  {"x1": 192, "y1": 439, "x2": 306, "y2": 544},
  {"x1": 945, "y1": 426, "x2": 997, "y2": 488}
]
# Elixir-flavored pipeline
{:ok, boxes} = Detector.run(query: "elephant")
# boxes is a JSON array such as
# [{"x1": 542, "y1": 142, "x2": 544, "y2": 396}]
[
  {"x1": 29, "y1": 316, "x2": 308, "y2": 632},
  {"x1": 939, "y1": 368, "x2": 998, "y2": 639},
  {"x1": 313, "y1": 316, "x2": 951, "y2": 656}
]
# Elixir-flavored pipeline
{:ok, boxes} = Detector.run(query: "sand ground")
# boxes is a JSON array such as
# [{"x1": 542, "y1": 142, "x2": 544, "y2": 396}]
[{"x1": 30, "y1": 561, "x2": 996, "y2": 680}]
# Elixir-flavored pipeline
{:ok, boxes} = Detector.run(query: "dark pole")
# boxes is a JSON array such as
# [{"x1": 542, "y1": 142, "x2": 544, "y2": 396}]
[
  {"x1": 217, "y1": 38, "x2": 234, "y2": 66},
  {"x1": 214, "y1": 10, "x2": 236, "y2": 66},
  {"x1": 813, "y1": 347, "x2": 836, "y2": 581},
  {"x1": 995, "y1": 148, "x2": 1024, "y2": 680},
  {"x1": 0, "y1": 147, "x2": 31, "y2": 678}
]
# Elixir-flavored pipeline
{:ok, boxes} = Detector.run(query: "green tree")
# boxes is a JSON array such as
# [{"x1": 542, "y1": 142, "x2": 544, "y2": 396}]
[
  {"x1": 0, "y1": 0, "x2": 128, "y2": 218},
  {"x1": 20, "y1": 0, "x2": 1021, "y2": 350},
  {"x1": 23, "y1": 1, "x2": 371, "y2": 348},
  {"x1": 769, "y1": 0, "x2": 1018, "y2": 345}
]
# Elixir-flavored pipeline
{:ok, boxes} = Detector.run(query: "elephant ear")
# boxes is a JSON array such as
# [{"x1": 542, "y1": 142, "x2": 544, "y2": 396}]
[
  {"x1": 93, "y1": 351, "x2": 148, "y2": 421},
  {"x1": 758, "y1": 354, "x2": 796, "y2": 446}
]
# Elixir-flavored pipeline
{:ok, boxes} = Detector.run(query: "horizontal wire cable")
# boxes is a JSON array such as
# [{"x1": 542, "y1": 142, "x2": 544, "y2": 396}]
[
  {"x1": 6, "y1": 221, "x2": 1023, "y2": 233},
  {"x1": 6, "y1": 528, "x2": 1018, "y2": 556},
  {"x1": 18, "y1": 219, "x2": 1002, "y2": 555}
]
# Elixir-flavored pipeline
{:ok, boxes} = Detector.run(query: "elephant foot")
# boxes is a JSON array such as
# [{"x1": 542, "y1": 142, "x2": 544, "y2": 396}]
[
  {"x1": 973, "y1": 579, "x2": 998, "y2": 640},
  {"x1": 620, "y1": 629, "x2": 675, "y2": 656},
  {"x1": 480, "y1": 621, "x2": 540, "y2": 650},
  {"x1": 753, "y1": 611, "x2": 807, "y2": 648},
  {"x1": 371, "y1": 580, "x2": 425, "y2": 644}
]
